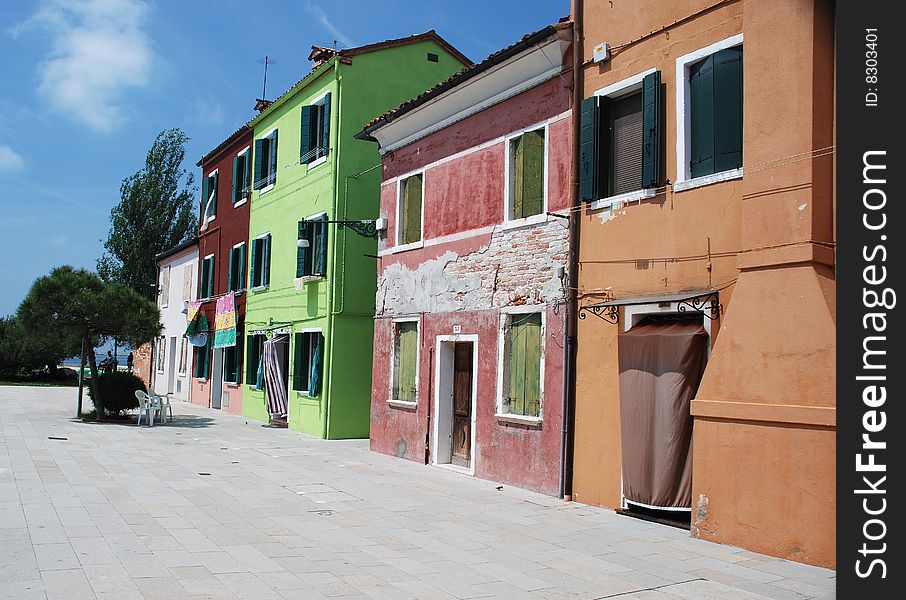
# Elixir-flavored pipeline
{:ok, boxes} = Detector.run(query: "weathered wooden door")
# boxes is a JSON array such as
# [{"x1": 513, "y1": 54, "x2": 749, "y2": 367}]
[{"x1": 451, "y1": 342, "x2": 473, "y2": 467}]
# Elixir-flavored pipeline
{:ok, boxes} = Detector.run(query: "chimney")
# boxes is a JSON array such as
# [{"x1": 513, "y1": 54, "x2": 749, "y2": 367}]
[
  {"x1": 254, "y1": 99, "x2": 273, "y2": 113},
  {"x1": 308, "y1": 45, "x2": 339, "y2": 68}
]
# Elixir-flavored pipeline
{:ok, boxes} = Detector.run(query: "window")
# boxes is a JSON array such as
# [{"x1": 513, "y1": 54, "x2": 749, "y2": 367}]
[
  {"x1": 500, "y1": 312, "x2": 542, "y2": 418},
  {"x1": 178, "y1": 338, "x2": 188, "y2": 375},
  {"x1": 202, "y1": 171, "x2": 218, "y2": 221},
  {"x1": 223, "y1": 334, "x2": 243, "y2": 384},
  {"x1": 300, "y1": 92, "x2": 331, "y2": 164},
  {"x1": 292, "y1": 331, "x2": 323, "y2": 396},
  {"x1": 580, "y1": 70, "x2": 662, "y2": 202},
  {"x1": 391, "y1": 321, "x2": 418, "y2": 403},
  {"x1": 507, "y1": 128, "x2": 545, "y2": 220},
  {"x1": 688, "y1": 47, "x2": 743, "y2": 178},
  {"x1": 397, "y1": 173, "x2": 423, "y2": 245},
  {"x1": 253, "y1": 130, "x2": 278, "y2": 189},
  {"x1": 232, "y1": 148, "x2": 251, "y2": 205},
  {"x1": 245, "y1": 334, "x2": 265, "y2": 388},
  {"x1": 297, "y1": 215, "x2": 328, "y2": 278},
  {"x1": 156, "y1": 336, "x2": 166, "y2": 373},
  {"x1": 199, "y1": 255, "x2": 215, "y2": 299},
  {"x1": 228, "y1": 243, "x2": 246, "y2": 292},
  {"x1": 250, "y1": 234, "x2": 271, "y2": 289},
  {"x1": 159, "y1": 266, "x2": 170, "y2": 308},
  {"x1": 182, "y1": 264, "x2": 193, "y2": 301},
  {"x1": 194, "y1": 341, "x2": 210, "y2": 379}
]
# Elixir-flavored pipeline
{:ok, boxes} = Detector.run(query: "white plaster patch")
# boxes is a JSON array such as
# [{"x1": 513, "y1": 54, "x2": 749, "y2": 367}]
[{"x1": 798, "y1": 203, "x2": 808, "y2": 211}]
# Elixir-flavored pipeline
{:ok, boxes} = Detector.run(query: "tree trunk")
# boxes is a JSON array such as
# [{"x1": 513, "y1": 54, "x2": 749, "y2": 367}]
[
  {"x1": 76, "y1": 337, "x2": 86, "y2": 418},
  {"x1": 86, "y1": 344, "x2": 105, "y2": 418}
]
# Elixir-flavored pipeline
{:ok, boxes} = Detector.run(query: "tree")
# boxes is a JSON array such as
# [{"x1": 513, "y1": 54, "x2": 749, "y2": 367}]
[
  {"x1": 0, "y1": 316, "x2": 81, "y2": 378},
  {"x1": 17, "y1": 266, "x2": 161, "y2": 417},
  {"x1": 97, "y1": 128, "x2": 197, "y2": 295}
]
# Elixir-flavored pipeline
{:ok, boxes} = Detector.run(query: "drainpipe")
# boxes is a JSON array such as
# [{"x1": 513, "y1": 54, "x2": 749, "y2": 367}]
[
  {"x1": 560, "y1": 2, "x2": 583, "y2": 501},
  {"x1": 324, "y1": 56, "x2": 342, "y2": 441}
]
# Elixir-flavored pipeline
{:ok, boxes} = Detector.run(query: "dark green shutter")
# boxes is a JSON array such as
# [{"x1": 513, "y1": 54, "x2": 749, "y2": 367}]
[
  {"x1": 316, "y1": 215, "x2": 328, "y2": 276},
  {"x1": 245, "y1": 335, "x2": 258, "y2": 384},
  {"x1": 211, "y1": 174, "x2": 218, "y2": 218},
  {"x1": 689, "y1": 55, "x2": 715, "y2": 178},
  {"x1": 195, "y1": 342, "x2": 209, "y2": 379},
  {"x1": 207, "y1": 258, "x2": 215, "y2": 298},
  {"x1": 713, "y1": 46, "x2": 743, "y2": 173},
  {"x1": 300, "y1": 105, "x2": 312, "y2": 162},
  {"x1": 269, "y1": 131, "x2": 278, "y2": 185},
  {"x1": 263, "y1": 234, "x2": 271, "y2": 285},
  {"x1": 296, "y1": 221, "x2": 308, "y2": 277},
  {"x1": 202, "y1": 176, "x2": 210, "y2": 215},
  {"x1": 250, "y1": 239, "x2": 259, "y2": 287},
  {"x1": 642, "y1": 70, "x2": 662, "y2": 188},
  {"x1": 521, "y1": 130, "x2": 544, "y2": 217},
  {"x1": 321, "y1": 92, "x2": 331, "y2": 157},
  {"x1": 292, "y1": 333, "x2": 304, "y2": 390},
  {"x1": 238, "y1": 243, "x2": 246, "y2": 289},
  {"x1": 232, "y1": 156, "x2": 240, "y2": 204},
  {"x1": 579, "y1": 97, "x2": 598, "y2": 201},
  {"x1": 253, "y1": 139, "x2": 264, "y2": 189},
  {"x1": 200, "y1": 258, "x2": 209, "y2": 299},
  {"x1": 235, "y1": 333, "x2": 244, "y2": 384},
  {"x1": 309, "y1": 334, "x2": 322, "y2": 397},
  {"x1": 227, "y1": 247, "x2": 234, "y2": 292}
]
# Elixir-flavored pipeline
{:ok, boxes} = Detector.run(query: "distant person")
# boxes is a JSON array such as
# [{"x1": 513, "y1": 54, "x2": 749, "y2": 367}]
[
  {"x1": 100, "y1": 351, "x2": 115, "y2": 375},
  {"x1": 126, "y1": 353, "x2": 134, "y2": 373}
]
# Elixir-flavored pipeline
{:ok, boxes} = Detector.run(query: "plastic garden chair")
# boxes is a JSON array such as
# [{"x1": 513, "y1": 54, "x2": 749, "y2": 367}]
[
  {"x1": 153, "y1": 393, "x2": 173, "y2": 423},
  {"x1": 134, "y1": 390, "x2": 160, "y2": 426}
]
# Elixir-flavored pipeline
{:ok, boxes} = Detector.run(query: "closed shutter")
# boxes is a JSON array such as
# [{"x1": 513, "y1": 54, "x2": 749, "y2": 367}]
[
  {"x1": 195, "y1": 343, "x2": 209, "y2": 379},
  {"x1": 292, "y1": 333, "x2": 307, "y2": 391},
  {"x1": 253, "y1": 139, "x2": 264, "y2": 189},
  {"x1": 309, "y1": 333, "x2": 323, "y2": 397},
  {"x1": 689, "y1": 54, "x2": 715, "y2": 178},
  {"x1": 206, "y1": 258, "x2": 215, "y2": 298},
  {"x1": 521, "y1": 130, "x2": 544, "y2": 217},
  {"x1": 396, "y1": 323, "x2": 417, "y2": 402},
  {"x1": 211, "y1": 173, "x2": 218, "y2": 217},
  {"x1": 234, "y1": 333, "x2": 243, "y2": 384},
  {"x1": 200, "y1": 258, "x2": 209, "y2": 299},
  {"x1": 227, "y1": 248, "x2": 234, "y2": 292},
  {"x1": 300, "y1": 105, "x2": 312, "y2": 162},
  {"x1": 642, "y1": 70, "x2": 662, "y2": 188},
  {"x1": 321, "y1": 92, "x2": 331, "y2": 157},
  {"x1": 512, "y1": 136, "x2": 524, "y2": 218},
  {"x1": 579, "y1": 97, "x2": 598, "y2": 201},
  {"x1": 713, "y1": 46, "x2": 743, "y2": 173},
  {"x1": 402, "y1": 176, "x2": 422, "y2": 244},
  {"x1": 263, "y1": 234, "x2": 271, "y2": 285},
  {"x1": 202, "y1": 176, "x2": 210, "y2": 216},
  {"x1": 250, "y1": 239, "x2": 259, "y2": 287},
  {"x1": 269, "y1": 132, "x2": 278, "y2": 185},
  {"x1": 238, "y1": 243, "x2": 245, "y2": 289},
  {"x1": 315, "y1": 215, "x2": 328, "y2": 276},
  {"x1": 232, "y1": 156, "x2": 240, "y2": 204},
  {"x1": 611, "y1": 91, "x2": 644, "y2": 195},
  {"x1": 296, "y1": 221, "x2": 308, "y2": 277},
  {"x1": 508, "y1": 313, "x2": 541, "y2": 416},
  {"x1": 245, "y1": 335, "x2": 258, "y2": 384}
]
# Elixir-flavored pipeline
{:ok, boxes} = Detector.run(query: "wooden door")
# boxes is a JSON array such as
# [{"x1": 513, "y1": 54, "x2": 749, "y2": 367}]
[{"x1": 451, "y1": 342, "x2": 473, "y2": 467}]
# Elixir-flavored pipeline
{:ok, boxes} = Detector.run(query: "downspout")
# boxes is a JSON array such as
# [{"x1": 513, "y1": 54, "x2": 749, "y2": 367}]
[
  {"x1": 336, "y1": 162, "x2": 381, "y2": 316},
  {"x1": 324, "y1": 56, "x2": 342, "y2": 440},
  {"x1": 560, "y1": 3, "x2": 583, "y2": 501}
]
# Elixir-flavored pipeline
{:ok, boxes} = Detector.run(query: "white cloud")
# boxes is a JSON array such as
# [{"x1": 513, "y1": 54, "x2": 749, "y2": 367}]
[
  {"x1": 306, "y1": 2, "x2": 354, "y2": 48},
  {"x1": 0, "y1": 145, "x2": 25, "y2": 171},
  {"x1": 20, "y1": 0, "x2": 152, "y2": 133}
]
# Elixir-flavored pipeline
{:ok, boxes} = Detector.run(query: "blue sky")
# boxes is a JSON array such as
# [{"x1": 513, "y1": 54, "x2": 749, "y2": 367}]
[{"x1": 0, "y1": 0, "x2": 567, "y2": 317}]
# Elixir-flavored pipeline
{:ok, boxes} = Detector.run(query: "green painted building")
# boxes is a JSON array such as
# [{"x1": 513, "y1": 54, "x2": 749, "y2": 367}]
[{"x1": 243, "y1": 33, "x2": 469, "y2": 438}]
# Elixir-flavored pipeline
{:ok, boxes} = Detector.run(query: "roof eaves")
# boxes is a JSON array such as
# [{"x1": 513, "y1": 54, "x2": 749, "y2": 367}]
[{"x1": 154, "y1": 236, "x2": 199, "y2": 263}]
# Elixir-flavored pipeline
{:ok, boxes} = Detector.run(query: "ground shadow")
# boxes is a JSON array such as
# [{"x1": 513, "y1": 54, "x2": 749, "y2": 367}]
[{"x1": 77, "y1": 413, "x2": 217, "y2": 429}]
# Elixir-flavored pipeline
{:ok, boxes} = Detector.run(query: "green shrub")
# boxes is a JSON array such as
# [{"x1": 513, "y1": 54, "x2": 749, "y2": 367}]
[{"x1": 88, "y1": 371, "x2": 145, "y2": 417}]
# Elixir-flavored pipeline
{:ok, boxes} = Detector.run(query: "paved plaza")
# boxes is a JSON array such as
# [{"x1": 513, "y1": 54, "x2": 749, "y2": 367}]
[{"x1": 0, "y1": 386, "x2": 835, "y2": 599}]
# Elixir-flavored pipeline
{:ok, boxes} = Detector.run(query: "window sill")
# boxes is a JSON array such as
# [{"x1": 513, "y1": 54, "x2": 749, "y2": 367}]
[
  {"x1": 495, "y1": 413, "x2": 542, "y2": 427},
  {"x1": 501, "y1": 213, "x2": 547, "y2": 231},
  {"x1": 225, "y1": 383, "x2": 240, "y2": 389},
  {"x1": 196, "y1": 377, "x2": 208, "y2": 382},
  {"x1": 233, "y1": 198, "x2": 248, "y2": 208},
  {"x1": 587, "y1": 187, "x2": 658, "y2": 211},
  {"x1": 388, "y1": 240, "x2": 424, "y2": 254},
  {"x1": 307, "y1": 156, "x2": 328, "y2": 170},
  {"x1": 259, "y1": 183, "x2": 275, "y2": 195},
  {"x1": 387, "y1": 399, "x2": 418, "y2": 411},
  {"x1": 250, "y1": 285, "x2": 269, "y2": 293},
  {"x1": 673, "y1": 167, "x2": 743, "y2": 192}
]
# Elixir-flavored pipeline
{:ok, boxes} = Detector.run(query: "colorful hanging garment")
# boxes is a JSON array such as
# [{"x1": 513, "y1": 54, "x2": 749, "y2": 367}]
[
  {"x1": 213, "y1": 292, "x2": 237, "y2": 349},
  {"x1": 184, "y1": 300, "x2": 209, "y2": 340},
  {"x1": 263, "y1": 335, "x2": 288, "y2": 418}
]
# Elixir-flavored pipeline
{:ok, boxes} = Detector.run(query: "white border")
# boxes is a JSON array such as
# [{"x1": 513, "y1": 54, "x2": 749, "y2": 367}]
[
  {"x1": 432, "y1": 333, "x2": 479, "y2": 476},
  {"x1": 200, "y1": 253, "x2": 215, "y2": 300},
  {"x1": 292, "y1": 328, "x2": 323, "y2": 397},
  {"x1": 675, "y1": 33, "x2": 744, "y2": 188},
  {"x1": 503, "y1": 122, "x2": 548, "y2": 225},
  {"x1": 233, "y1": 147, "x2": 250, "y2": 208},
  {"x1": 229, "y1": 241, "x2": 246, "y2": 292},
  {"x1": 395, "y1": 171, "x2": 426, "y2": 249},
  {"x1": 250, "y1": 233, "x2": 270, "y2": 291},
  {"x1": 203, "y1": 169, "x2": 219, "y2": 224},
  {"x1": 388, "y1": 316, "x2": 420, "y2": 406},
  {"x1": 495, "y1": 305, "x2": 545, "y2": 425}
]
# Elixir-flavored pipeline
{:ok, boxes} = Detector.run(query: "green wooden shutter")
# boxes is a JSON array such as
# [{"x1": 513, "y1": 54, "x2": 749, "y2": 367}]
[
  {"x1": 316, "y1": 215, "x2": 328, "y2": 276},
  {"x1": 236, "y1": 333, "x2": 244, "y2": 384},
  {"x1": 689, "y1": 55, "x2": 715, "y2": 178},
  {"x1": 200, "y1": 258, "x2": 209, "y2": 299},
  {"x1": 232, "y1": 156, "x2": 240, "y2": 204},
  {"x1": 402, "y1": 176, "x2": 422, "y2": 244},
  {"x1": 523, "y1": 314, "x2": 542, "y2": 417},
  {"x1": 579, "y1": 97, "x2": 598, "y2": 201},
  {"x1": 713, "y1": 46, "x2": 743, "y2": 173},
  {"x1": 253, "y1": 139, "x2": 264, "y2": 189},
  {"x1": 211, "y1": 173, "x2": 218, "y2": 218},
  {"x1": 202, "y1": 176, "x2": 210, "y2": 216},
  {"x1": 263, "y1": 234, "x2": 271, "y2": 285},
  {"x1": 512, "y1": 136, "x2": 525, "y2": 218},
  {"x1": 250, "y1": 239, "x2": 259, "y2": 287},
  {"x1": 642, "y1": 70, "x2": 662, "y2": 188},
  {"x1": 521, "y1": 130, "x2": 544, "y2": 217},
  {"x1": 292, "y1": 333, "x2": 304, "y2": 390},
  {"x1": 508, "y1": 317, "x2": 526, "y2": 415},
  {"x1": 397, "y1": 323, "x2": 417, "y2": 402},
  {"x1": 238, "y1": 243, "x2": 246, "y2": 289},
  {"x1": 269, "y1": 131, "x2": 278, "y2": 185},
  {"x1": 207, "y1": 258, "x2": 215, "y2": 298},
  {"x1": 227, "y1": 247, "x2": 234, "y2": 292},
  {"x1": 300, "y1": 105, "x2": 312, "y2": 162},
  {"x1": 296, "y1": 221, "x2": 308, "y2": 277},
  {"x1": 309, "y1": 333, "x2": 322, "y2": 397},
  {"x1": 321, "y1": 92, "x2": 331, "y2": 157},
  {"x1": 245, "y1": 335, "x2": 256, "y2": 385},
  {"x1": 195, "y1": 342, "x2": 209, "y2": 379}
]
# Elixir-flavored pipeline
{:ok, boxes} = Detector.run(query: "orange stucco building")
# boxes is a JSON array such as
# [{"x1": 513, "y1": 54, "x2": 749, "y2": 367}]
[{"x1": 570, "y1": 0, "x2": 835, "y2": 567}]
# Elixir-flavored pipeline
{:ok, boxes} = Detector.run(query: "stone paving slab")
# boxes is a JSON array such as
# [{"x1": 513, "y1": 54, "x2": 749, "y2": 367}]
[{"x1": 0, "y1": 385, "x2": 836, "y2": 599}]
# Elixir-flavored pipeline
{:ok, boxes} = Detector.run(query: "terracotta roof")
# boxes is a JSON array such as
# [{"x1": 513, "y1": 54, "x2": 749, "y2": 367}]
[
  {"x1": 357, "y1": 22, "x2": 571, "y2": 142},
  {"x1": 249, "y1": 30, "x2": 472, "y2": 128},
  {"x1": 196, "y1": 125, "x2": 251, "y2": 168}
]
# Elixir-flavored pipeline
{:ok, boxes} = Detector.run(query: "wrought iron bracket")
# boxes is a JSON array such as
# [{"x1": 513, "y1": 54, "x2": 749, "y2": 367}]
[
  {"x1": 324, "y1": 220, "x2": 379, "y2": 239},
  {"x1": 677, "y1": 293, "x2": 721, "y2": 320},
  {"x1": 578, "y1": 304, "x2": 619, "y2": 324}
]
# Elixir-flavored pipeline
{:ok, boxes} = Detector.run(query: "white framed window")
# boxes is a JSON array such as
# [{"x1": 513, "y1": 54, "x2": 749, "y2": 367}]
[
  {"x1": 504, "y1": 124, "x2": 547, "y2": 225},
  {"x1": 156, "y1": 336, "x2": 166, "y2": 373},
  {"x1": 395, "y1": 171, "x2": 424, "y2": 249},
  {"x1": 202, "y1": 169, "x2": 218, "y2": 223},
  {"x1": 495, "y1": 307, "x2": 545, "y2": 423},
  {"x1": 182, "y1": 264, "x2": 194, "y2": 302},
  {"x1": 228, "y1": 241, "x2": 246, "y2": 292},
  {"x1": 250, "y1": 233, "x2": 271, "y2": 290},
  {"x1": 292, "y1": 329, "x2": 323, "y2": 396},
  {"x1": 159, "y1": 265, "x2": 170, "y2": 308},
  {"x1": 296, "y1": 211, "x2": 328, "y2": 280},
  {"x1": 389, "y1": 318, "x2": 420, "y2": 406},
  {"x1": 178, "y1": 338, "x2": 188, "y2": 375},
  {"x1": 199, "y1": 254, "x2": 215, "y2": 300},
  {"x1": 301, "y1": 91, "x2": 332, "y2": 168},
  {"x1": 233, "y1": 146, "x2": 251, "y2": 206},
  {"x1": 675, "y1": 34, "x2": 744, "y2": 191},
  {"x1": 254, "y1": 129, "x2": 278, "y2": 192}
]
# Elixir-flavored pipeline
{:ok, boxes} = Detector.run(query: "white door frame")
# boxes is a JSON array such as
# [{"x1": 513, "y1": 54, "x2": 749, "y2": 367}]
[
  {"x1": 210, "y1": 348, "x2": 223, "y2": 409},
  {"x1": 432, "y1": 334, "x2": 479, "y2": 476},
  {"x1": 167, "y1": 336, "x2": 177, "y2": 394}
]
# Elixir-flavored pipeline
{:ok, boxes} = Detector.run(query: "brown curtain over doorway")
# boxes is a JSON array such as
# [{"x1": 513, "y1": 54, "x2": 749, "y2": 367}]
[{"x1": 618, "y1": 317, "x2": 708, "y2": 509}]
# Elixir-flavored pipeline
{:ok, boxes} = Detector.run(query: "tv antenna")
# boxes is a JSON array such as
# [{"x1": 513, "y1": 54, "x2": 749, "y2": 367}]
[{"x1": 257, "y1": 56, "x2": 277, "y2": 100}]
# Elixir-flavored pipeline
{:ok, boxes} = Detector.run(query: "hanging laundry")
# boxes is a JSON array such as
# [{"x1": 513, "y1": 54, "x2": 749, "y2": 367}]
[
  {"x1": 213, "y1": 292, "x2": 237, "y2": 348},
  {"x1": 263, "y1": 335, "x2": 288, "y2": 418}
]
